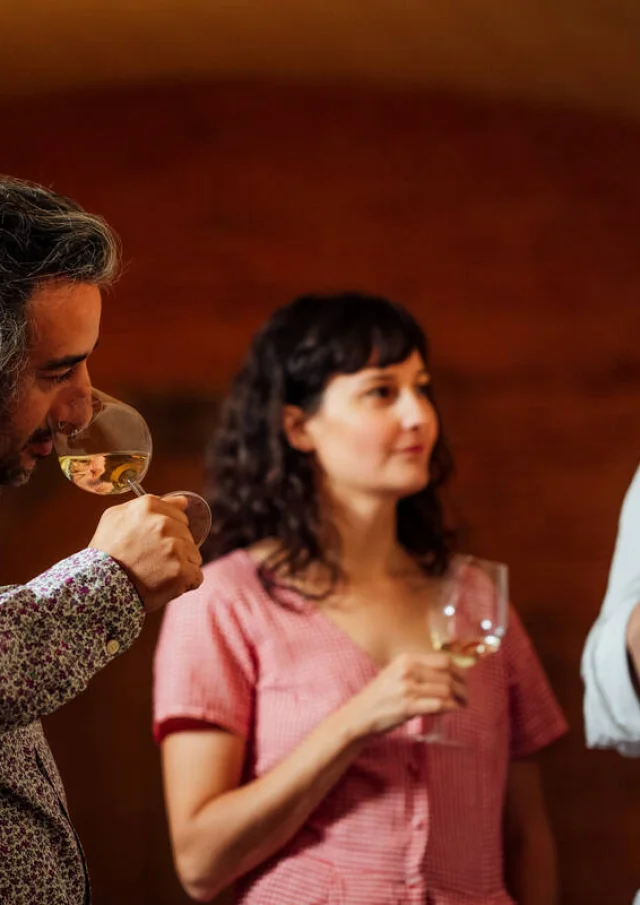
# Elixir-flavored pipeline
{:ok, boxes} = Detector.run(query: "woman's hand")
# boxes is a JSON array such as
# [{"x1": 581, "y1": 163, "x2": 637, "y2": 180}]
[{"x1": 338, "y1": 651, "x2": 467, "y2": 739}]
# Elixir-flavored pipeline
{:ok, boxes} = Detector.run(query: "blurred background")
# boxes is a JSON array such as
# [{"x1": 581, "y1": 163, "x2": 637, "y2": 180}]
[{"x1": 1, "y1": 1, "x2": 640, "y2": 902}]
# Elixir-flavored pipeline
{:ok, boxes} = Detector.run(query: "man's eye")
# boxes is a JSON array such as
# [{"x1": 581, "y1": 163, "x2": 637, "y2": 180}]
[{"x1": 42, "y1": 371, "x2": 74, "y2": 385}]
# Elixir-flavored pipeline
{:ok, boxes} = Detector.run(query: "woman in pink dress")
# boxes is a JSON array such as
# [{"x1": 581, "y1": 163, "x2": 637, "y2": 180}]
[{"x1": 153, "y1": 292, "x2": 566, "y2": 905}]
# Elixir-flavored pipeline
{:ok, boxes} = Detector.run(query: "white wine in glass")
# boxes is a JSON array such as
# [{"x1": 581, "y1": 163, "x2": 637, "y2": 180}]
[
  {"x1": 430, "y1": 555, "x2": 508, "y2": 666},
  {"x1": 52, "y1": 389, "x2": 212, "y2": 547},
  {"x1": 59, "y1": 452, "x2": 151, "y2": 495},
  {"x1": 420, "y1": 555, "x2": 508, "y2": 744}
]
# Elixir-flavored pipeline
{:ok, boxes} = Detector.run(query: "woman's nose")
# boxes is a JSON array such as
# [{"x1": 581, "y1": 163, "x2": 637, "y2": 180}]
[{"x1": 400, "y1": 391, "x2": 433, "y2": 429}]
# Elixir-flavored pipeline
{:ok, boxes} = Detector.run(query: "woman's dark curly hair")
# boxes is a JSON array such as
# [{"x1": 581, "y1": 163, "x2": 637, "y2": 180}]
[{"x1": 202, "y1": 292, "x2": 455, "y2": 584}]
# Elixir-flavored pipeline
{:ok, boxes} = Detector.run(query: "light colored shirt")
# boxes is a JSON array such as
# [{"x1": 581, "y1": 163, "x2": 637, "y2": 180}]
[
  {"x1": 582, "y1": 466, "x2": 640, "y2": 756},
  {"x1": 154, "y1": 549, "x2": 566, "y2": 905}
]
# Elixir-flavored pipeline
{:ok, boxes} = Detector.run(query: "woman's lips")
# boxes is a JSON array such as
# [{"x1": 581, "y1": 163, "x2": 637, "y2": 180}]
[{"x1": 396, "y1": 445, "x2": 425, "y2": 455}]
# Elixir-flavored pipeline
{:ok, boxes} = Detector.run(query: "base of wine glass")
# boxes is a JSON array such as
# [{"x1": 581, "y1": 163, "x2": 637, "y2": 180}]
[
  {"x1": 411, "y1": 714, "x2": 465, "y2": 747},
  {"x1": 163, "y1": 491, "x2": 212, "y2": 548}
]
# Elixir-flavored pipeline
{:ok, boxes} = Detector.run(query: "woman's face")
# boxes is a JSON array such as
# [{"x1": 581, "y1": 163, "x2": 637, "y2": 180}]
[{"x1": 287, "y1": 349, "x2": 439, "y2": 502}]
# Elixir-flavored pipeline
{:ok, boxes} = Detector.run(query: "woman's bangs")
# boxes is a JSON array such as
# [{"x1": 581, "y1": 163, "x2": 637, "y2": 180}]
[{"x1": 336, "y1": 309, "x2": 427, "y2": 374}]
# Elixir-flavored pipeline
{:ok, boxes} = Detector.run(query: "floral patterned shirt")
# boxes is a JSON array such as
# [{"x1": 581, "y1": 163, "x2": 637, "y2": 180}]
[{"x1": 0, "y1": 549, "x2": 145, "y2": 904}]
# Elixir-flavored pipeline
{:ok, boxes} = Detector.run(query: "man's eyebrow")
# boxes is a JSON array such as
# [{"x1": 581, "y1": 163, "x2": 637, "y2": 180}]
[
  {"x1": 38, "y1": 339, "x2": 99, "y2": 371},
  {"x1": 38, "y1": 353, "x2": 89, "y2": 371}
]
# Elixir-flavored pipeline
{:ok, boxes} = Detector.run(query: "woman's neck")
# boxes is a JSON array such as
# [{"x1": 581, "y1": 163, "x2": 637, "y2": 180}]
[{"x1": 323, "y1": 493, "x2": 408, "y2": 584}]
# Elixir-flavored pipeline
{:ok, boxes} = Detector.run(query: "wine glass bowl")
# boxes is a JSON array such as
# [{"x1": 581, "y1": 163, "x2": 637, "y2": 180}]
[
  {"x1": 417, "y1": 555, "x2": 508, "y2": 744},
  {"x1": 56, "y1": 391, "x2": 152, "y2": 495},
  {"x1": 51, "y1": 388, "x2": 212, "y2": 546},
  {"x1": 430, "y1": 556, "x2": 508, "y2": 669}
]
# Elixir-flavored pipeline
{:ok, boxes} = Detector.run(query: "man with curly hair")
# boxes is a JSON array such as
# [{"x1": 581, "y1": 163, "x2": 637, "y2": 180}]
[{"x1": 0, "y1": 175, "x2": 203, "y2": 904}]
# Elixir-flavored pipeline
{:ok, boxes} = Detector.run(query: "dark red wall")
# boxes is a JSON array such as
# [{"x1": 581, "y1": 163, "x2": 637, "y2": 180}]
[{"x1": 1, "y1": 80, "x2": 640, "y2": 904}]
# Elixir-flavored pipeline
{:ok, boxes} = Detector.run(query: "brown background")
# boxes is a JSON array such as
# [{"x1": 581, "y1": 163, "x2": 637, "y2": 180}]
[{"x1": 1, "y1": 80, "x2": 640, "y2": 903}]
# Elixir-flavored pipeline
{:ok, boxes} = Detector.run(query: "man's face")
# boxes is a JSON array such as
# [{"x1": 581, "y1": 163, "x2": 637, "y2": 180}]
[{"x1": 0, "y1": 281, "x2": 101, "y2": 486}]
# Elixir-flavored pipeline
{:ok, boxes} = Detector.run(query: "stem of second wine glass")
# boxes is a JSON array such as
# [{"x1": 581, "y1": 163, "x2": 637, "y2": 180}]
[{"x1": 127, "y1": 478, "x2": 146, "y2": 498}]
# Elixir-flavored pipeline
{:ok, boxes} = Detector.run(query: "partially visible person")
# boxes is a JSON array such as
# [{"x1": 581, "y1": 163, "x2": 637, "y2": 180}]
[
  {"x1": 0, "y1": 175, "x2": 203, "y2": 905},
  {"x1": 154, "y1": 292, "x2": 566, "y2": 905},
  {"x1": 582, "y1": 465, "x2": 640, "y2": 754},
  {"x1": 582, "y1": 466, "x2": 640, "y2": 905}
]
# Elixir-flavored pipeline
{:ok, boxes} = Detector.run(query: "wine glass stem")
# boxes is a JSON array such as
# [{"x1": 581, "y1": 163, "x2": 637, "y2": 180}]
[{"x1": 127, "y1": 478, "x2": 146, "y2": 498}]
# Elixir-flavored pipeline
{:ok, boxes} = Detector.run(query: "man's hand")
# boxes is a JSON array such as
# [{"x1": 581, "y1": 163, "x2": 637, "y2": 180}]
[{"x1": 88, "y1": 495, "x2": 204, "y2": 613}]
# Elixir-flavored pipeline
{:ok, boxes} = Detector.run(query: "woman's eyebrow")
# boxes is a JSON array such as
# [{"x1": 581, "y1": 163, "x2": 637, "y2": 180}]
[{"x1": 361, "y1": 366, "x2": 430, "y2": 379}]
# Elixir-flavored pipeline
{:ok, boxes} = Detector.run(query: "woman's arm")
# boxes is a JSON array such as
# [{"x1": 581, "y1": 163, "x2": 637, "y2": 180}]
[
  {"x1": 161, "y1": 651, "x2": 466, "y2": 902},
  {"x1": 163, "y1": 712, "x2": 363, "y2": 902},
  {"x1": 503, "y1": 758, "x2": 558, "y2": 905}
]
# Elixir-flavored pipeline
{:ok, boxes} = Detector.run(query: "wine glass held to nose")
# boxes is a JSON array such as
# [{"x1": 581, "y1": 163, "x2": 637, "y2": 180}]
[{"x1": 51, "y1": 389, "x2": 212, "y2": 547}]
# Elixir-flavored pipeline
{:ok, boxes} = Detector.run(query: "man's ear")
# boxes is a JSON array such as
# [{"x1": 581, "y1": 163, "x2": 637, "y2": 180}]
[{"x1": 282, "y1": 405, "x2": 315, "y2": 453}]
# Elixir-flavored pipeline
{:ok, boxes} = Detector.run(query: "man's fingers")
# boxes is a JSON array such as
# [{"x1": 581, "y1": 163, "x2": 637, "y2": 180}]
[{"x1": 182, "y1": 565, "x2": 204, "y2": 593}]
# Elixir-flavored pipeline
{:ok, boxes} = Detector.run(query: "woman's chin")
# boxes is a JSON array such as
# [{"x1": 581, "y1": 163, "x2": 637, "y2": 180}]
[{"x1": 391, "y1": 476, "x2": 430, "y2": 499}]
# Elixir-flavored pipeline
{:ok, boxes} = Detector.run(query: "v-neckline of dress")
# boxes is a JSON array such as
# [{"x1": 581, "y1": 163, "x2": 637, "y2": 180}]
[{"x1": 235, "y1": 547, "x2": 383, "y2": 678}]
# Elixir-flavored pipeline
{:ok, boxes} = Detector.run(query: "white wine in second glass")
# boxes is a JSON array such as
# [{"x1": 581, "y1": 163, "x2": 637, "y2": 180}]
[
  {"x1": 52, "y1": 389, "x2": 212, "y2": 547},
  {"x1": 430, "y1": 555, "x2": 508, "y2": 666},
  {"x1": 419, "y1": 555, "x2": 509, "y2": 744}
]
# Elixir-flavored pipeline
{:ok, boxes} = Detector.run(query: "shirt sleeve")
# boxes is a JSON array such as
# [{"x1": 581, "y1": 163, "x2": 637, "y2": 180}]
[
  {"x1": 153, "y1": 571, "x2": 257, "y2": 743},
  {"x1": 0, "y1": 548, "x2": 145, "y2": 730},
  {"x1": 581, "y1": 466, "x2": 640, "y2": 755},
  {"x1": 504, "y1": 605, "x2": 568, "y2": 760}
]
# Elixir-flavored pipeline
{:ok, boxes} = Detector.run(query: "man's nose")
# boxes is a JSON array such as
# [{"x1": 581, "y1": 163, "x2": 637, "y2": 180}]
[{"x1": 51, "y1": 386, "x2": 94, "y2": 435}]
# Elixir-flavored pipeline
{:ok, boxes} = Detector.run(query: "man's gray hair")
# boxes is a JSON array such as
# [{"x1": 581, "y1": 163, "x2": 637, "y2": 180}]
[{"x1": 0, "y1": 175, "x2": 121, "y2": 411}]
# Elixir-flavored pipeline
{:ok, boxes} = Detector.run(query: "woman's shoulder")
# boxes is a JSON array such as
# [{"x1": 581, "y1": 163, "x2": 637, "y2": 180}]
[
  {"x1": 158, "y1": 550, "x2": 268, "y2": 635},
  {"x1": 202, "y1": 547, "x2": 260, "y2": 588},
  {"x1": 203, "y1": 539, "x2": 278, "y2": 577},
  {"x1": 198, "y1": 541, "x2": 315, "y2": 620}
]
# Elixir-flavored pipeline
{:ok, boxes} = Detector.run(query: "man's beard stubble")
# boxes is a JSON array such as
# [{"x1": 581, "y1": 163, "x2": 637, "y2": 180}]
[
  {"x1": 0, "y1": 433, "x2": 30, "y2": 487},
  {"x1": 0, "y1": 407, "x2": 37, "y2": 487},
  {"x1": 0, "y1": 371, "x2": 37, "y2": 486}
]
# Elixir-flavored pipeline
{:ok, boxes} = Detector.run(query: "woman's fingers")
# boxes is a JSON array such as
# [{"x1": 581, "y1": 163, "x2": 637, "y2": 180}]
[{"x1": 403, "y1": 653, "x2": 469, "y2": 708}]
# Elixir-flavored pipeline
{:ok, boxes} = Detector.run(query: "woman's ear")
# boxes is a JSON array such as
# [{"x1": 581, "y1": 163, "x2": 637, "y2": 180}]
[{"x1": 282, "y1": 405, "x2": 315, "y2": 453}]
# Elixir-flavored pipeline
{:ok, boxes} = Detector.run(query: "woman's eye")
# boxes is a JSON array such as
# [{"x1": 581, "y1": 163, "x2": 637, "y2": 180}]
[
  {"x1": 366, "y1": 385, "x2": 393, "y2": 399},
  {"x1": 416, "y1": 383, "x2": 431, "y2": 396}
]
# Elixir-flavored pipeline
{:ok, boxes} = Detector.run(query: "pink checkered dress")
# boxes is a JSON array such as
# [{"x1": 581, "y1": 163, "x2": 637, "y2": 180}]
[{"x1": 153, "y1": 550, "x2": 567, "y2": 905}]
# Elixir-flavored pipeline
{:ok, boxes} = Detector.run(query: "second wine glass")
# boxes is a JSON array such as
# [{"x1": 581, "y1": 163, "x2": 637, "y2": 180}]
[
  {"x1": 52, "y1": 388, "x2": 212, "y2": 547},
  {"x1": 418, "y1": 554, "x2": 509, "y2": 744}
]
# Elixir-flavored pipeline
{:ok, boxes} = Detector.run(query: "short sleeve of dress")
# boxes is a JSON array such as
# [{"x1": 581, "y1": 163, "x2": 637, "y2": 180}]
[
  {"x1": 153, "y1": 562, "x2": 257, "y2": 743},
  {"x1": 504, "y1": 605, "x2": 568, "y2": 759}
]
